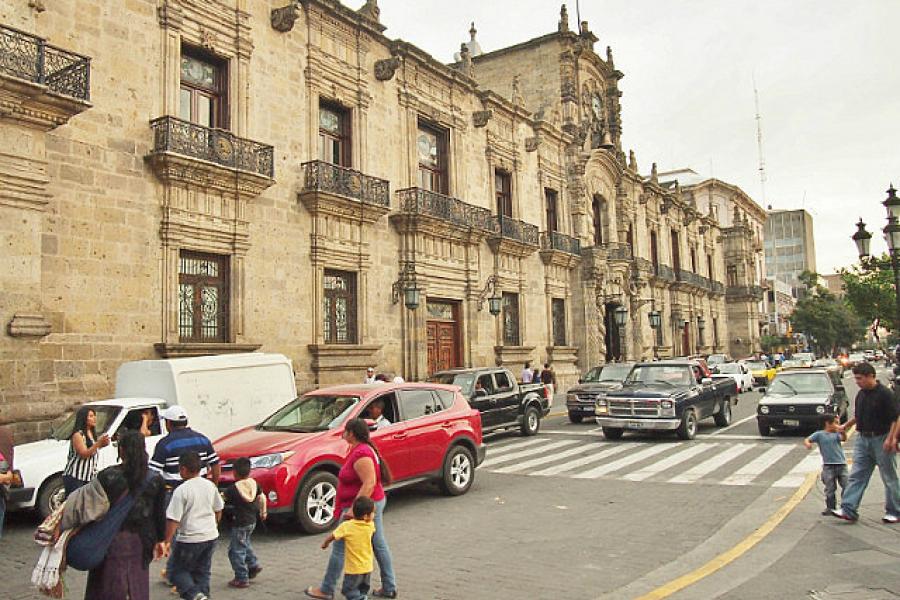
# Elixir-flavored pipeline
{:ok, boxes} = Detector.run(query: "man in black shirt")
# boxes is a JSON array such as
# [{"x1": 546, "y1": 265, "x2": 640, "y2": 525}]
[{"x1": 833, "y1": 362, "x2": 900, "y2": 523}]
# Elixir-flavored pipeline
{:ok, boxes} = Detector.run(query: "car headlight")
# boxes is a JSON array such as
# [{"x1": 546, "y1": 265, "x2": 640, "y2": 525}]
[
  {"x1": 595, "y1": 400, "x2": 608, "y2": 415},
  {"x1": 249, "y1": 451, "x2": 295, "y2": 470},
  {"x1": 816, "y1": 405, "x2": 825, "y2": 414},
  {"x1": 567, "y1": 393, "x2": 578, "y2": 403},
  {"x1": 760, "y1": 405, "x2": 770, "y2": 415},
  {"x1": 660, "y1": 400, "x2": 673, "y2": 409}
]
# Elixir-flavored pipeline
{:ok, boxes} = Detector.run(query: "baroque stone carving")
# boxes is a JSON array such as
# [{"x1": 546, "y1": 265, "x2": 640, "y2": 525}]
[
  {"x1": 473, "y1": 110, "x2": 492, "y2": 128},
  {"x1": 511, "y1": 75, "x2": 525, "y2": 108},
  {"x1": 271, "y1": 3, "x2": 300, "y2": 32},
  {"x1": 525, "y1": 136, "x2": 540, "y2": 152},
  {"x1": 357, "y1": 0, "x2": 381, "y2": 23},
  {"x1": 559, "y1": 4, "x2": 569, "y2": 32},
  {"x1": 374, "y1": 56, "x2": 401, "y2": 81}
]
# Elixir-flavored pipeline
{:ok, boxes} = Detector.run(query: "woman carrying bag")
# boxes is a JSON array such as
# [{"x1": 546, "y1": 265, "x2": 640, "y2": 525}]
[{"x1": 62, "y1": 407, "x2": 110, "y2": 496}]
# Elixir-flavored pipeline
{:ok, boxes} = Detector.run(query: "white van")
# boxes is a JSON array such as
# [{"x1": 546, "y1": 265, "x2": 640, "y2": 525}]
[{"x1": 11, "y1": 353, "x2": 296, "y2": 518}]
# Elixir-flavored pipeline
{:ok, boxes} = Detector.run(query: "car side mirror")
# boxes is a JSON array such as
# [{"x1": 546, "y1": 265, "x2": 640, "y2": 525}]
[
  {"x1": 474, "y1": 389, "x2": 487, "y2": 398},
  {"x1": 363, "y1": 418, "x2": 378, "y2": 432},
  {"x1": 701, "y1": 377, "x2": 713, "y2": 385}
]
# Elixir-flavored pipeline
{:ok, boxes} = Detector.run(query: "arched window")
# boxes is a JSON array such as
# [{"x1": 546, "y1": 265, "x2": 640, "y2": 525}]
[{"x1": 592, "y1": 195, "x2": 604, "y2": 245}]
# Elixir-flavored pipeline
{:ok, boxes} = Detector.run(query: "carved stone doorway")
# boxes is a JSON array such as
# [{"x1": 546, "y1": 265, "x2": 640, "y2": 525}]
[{"x1": 426, "y1": 299, "x2": 461, "y2": 375}]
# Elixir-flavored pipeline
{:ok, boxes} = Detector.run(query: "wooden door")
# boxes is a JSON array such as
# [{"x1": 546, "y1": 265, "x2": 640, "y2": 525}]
[
  {"x1": 682, "y1": 323, "x2": 691, "y2": 356},
  {"x1": 426, "y1": 300, "x2": 461, "y2": 375}
]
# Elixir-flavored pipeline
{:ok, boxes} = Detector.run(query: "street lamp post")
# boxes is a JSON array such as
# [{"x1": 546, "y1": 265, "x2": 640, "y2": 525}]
[
  {"x1": 614, "y1": 305, "x2": 628, "y2": 362},
  {"x1": 851, "y1": 185, "x2": 900, "y2": 335},
  {"x1": 649, "y1": 309, "x2": 661, "y2": 360}
]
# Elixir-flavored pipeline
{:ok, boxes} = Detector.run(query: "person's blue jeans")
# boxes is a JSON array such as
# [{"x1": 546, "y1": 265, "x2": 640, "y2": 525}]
[
  {"x1": 228, "y1": 523, "x2": 260, "y2": 582},
  {"x1": 169, "y1": 539, "x2": 216, "y2": 600},
  {"x1": 840, "y1": 433, "x2": 900, "y2": 518},
  {"x1": 320, "y1": 498, "x2": 396, "y2": 596},
  {"x1": 341, "y1": 572, "x2": 371, "y2": 600}
]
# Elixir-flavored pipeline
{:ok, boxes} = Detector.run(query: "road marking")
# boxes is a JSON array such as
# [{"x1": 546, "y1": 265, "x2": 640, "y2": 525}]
[
  {"x1": 480, "y1": 440, "x2": 579, "y2": 468},
  {"x1": 485, "y1": 438, "x2": 547, "y2": 456},
  {"x1": 621, "y1": 443, "x2": 717, "y2": 482},
  {"x1": 491, "y1": 443, "x2": 605, "y2": 474},
  {"x1": 771, "y1": 451, "x2": 820, "y2": 488},
  {"x1": 696, "y1": 434, "x2": 770, "y2": 441},
  {"x1": 572, "y1": 444, "x2": 676, "y2": 479},
  {"x1": 707, "y1": 414, "x2": 757, "y2": 436},
  {"x1": 539, "y1": 429, "x2": 604, "y2": 437},
  {"x1": 720, "y1": 444, "x2": 795, "y2": 486},
  {"x1": 531, "y1": 444, "x2": 632, "y2": 476},
  {"x1": 668, "y1": 443, "x2": 755, "y2": 484},
  {"x1": 634, "y1": 471, "x2": 817, "y2": 600}
]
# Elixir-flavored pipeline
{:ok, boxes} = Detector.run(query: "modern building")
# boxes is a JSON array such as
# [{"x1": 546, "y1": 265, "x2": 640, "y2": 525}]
[
  {"x1": 763, "y1": 278, "x2": 796, "y2": 337},
  {"x1": 821, "y1": 273, "x2": 845, "y2": 298},
  {"x1": 0, "y1": 1, "x2": 730, "y2": 440},
  {"x1": 764, "y1": 209, "x2": 817, "y2": 293}
]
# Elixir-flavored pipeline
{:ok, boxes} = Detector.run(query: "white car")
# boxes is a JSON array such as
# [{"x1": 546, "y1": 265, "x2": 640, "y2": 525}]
[{"x1": 712, "y1": 362, "x2": 754, "y2": 393}]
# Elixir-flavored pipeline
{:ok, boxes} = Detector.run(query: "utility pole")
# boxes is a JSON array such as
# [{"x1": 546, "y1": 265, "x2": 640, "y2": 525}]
[{"x1": 754, "y1": 76, "x2": 778, "y2": 339}]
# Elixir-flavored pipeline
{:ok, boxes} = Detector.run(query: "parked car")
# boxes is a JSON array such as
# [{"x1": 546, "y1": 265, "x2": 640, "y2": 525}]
[
  {"x1": 706, "y1": 354, "x2": 731, "y2": 370},
  {"x1": 746, "y1": 359, "x2": 777, "y2": 388},
  {"x1": 756, "y1": 368, "x2": 850, "y2": 436},
  {"x1": 780, "y1": 359, "x2": 807, "y2": 370},
  {"x1": 596, "y1": 360, "x2": 738, "y2": 440},
  {"x1": 712, "y1": 361, "x2": 754, "y2": 393},
  {"x1": 214, "y1": 382, "x2": 485, "y2": 534},
  {"x1": 847, "y1": 352, "x2": 867, "y2": 367},
  {"x1": 11, "y1": 353, "x2": 296, "y2": 519},
  {"x1": 428, "y1": 367, "x2": 550, "y2": 435},
  {"x1": 792, "y1": 352, "x2": 815, "y2": 367},
  {"x1": 565, "y1": 363, "x2": 634, "y2": 423}
]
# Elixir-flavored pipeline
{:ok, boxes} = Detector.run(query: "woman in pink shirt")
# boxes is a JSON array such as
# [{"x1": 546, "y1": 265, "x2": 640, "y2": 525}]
[{"x1": 305, "y1": 418, "x2": 397, "y2": 599}]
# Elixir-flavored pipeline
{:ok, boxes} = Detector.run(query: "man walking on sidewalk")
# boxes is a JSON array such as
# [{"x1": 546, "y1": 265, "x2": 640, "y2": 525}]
[{"x1": 833, "y1": 362, "x2": 900, "y2": 523}]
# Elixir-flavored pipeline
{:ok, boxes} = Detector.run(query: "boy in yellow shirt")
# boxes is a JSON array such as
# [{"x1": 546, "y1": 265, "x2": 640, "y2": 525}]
[{"x1": 321, "y1": 496, "x2": 376, "y2": 600}]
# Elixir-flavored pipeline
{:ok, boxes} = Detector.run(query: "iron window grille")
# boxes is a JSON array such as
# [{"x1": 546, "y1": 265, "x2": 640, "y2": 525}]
[
  {"x1": 178, "y1": 251, "x2": 230, "y2": 343},
  {"x1": 552, "y1": 298, "x2": 567, "y2": 346},
  {"x1": 502, "y1": 292, "x2": 521, "y2": 346},
  {"x1": 323, "y1": 269, "x2": 358, "y2": 344}
]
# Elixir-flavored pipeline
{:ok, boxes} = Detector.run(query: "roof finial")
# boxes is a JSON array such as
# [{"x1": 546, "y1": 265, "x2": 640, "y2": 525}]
[
  {"x1": 470, "y1": 22, "x2": 477, "y2": 41},
  {"x1": 512, "y1": 74, "x2": 525, "y2": 108},
  {"x1": 628, "y1": 149, "x2": 638, "y2": 172},
  {"x1": 357, "y1": 0, "x2": 380, "y2": 23},
  {"x1": 651, "y1": 162, "x2": 659, "y2": 184},
  {"x1": 559, "y1": 4, "x2": 570, "y2": 32},
  {"x1": 606, "y1": 46, "x2": 614, "y2": 67}
]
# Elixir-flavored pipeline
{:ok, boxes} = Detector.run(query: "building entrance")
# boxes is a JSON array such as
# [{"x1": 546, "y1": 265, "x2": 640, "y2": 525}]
[{"x1": 426, "y1": 299, "x2": 461, "y2": 374}]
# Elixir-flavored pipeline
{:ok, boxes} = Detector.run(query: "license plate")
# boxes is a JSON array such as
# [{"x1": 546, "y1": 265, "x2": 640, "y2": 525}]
[
  {"x1": 783, "y1": 419, "x2": 800, "y2": 426},
  {"x1": 627, "y1": 420, "x2": 652, "y2": 429}
]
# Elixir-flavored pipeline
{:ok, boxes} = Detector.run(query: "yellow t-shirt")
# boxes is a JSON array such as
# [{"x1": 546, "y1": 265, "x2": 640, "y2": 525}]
[{"x1": 333, "y1": 518, "x2": 376, "y2": 575}]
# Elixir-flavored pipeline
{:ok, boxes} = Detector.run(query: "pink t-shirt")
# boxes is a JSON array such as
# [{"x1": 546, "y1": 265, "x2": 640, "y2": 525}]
[{"x1": 336, "y1": 443, "x2": 385, "y2": 513}]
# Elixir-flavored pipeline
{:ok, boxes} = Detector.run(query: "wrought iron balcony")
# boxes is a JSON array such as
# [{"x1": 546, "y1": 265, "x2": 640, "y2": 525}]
[
  {"x1": 540, "y1": 231, "x2": 580, "y2": 255},
  {"x1": 0, "y1": 24, "x2": 91, "y2": 100},
  {"x1": 395, "y1": 188, "x2": 498, "y2": 233},
  {"x1": 494, "y1": 215, "x2": 540, "y2": 246},
  {"x1": 653, "y1": 263, "x2": 676, "y2": 282},
  {"x1": 676, "y1": 270, "x2": 704, "y2": 288},
  {"x1": 710, "y1": 280, "x2": 726, "y2": 295},
  {"x1": 301, "y1": 160, "x2": 389, "y2": 207},
  {"x1": 149, "y1": 116, "x2": 274, "y2": 179},
  {"x1": 727, "y1": 285, "x2": 764, "y2": 300},
  {"x1": 608, "y1": 243, "x2": 633, "y2": 262},
  {"x1": 634, "y1": 257, "x2": 652, "y2": 272}
]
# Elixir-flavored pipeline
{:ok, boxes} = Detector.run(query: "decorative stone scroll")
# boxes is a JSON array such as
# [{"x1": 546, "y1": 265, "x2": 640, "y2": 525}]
[
  {"x1": 271, "y1": 3, "x2": 300, "y2": 32},
  {"x1": 374, "y1": 56, "x2": 401, "y2": 81},
  {"x1": 473, "y1": 110, "x2": 492, "y2": 128}
]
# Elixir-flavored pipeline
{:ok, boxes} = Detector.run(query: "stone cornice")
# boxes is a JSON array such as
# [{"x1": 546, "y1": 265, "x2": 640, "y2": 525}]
[
  {"x1": 0, "y1": 73, "x2": 91, "y2": 131},
  {"x1": 146, "y1": 152, "x2": 274, "y2": 201},
  {"x1": 300, "y1": 189, "x2": 390, "y2": 225},
  {"x1": 154, "y1": 342, "x2": 262, "y2": 358}
]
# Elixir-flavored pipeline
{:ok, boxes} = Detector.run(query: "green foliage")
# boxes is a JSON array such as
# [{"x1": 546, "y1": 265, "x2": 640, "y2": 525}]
[
  {"x1": 840, "y1": 255, "x2": 898, "y2": 331},
  {"x1": 790, "y1": 271, "x2": 866, "y2": 353},
  {"x1": 760, "y1": 335, "x2": 790, "y2": 353}
]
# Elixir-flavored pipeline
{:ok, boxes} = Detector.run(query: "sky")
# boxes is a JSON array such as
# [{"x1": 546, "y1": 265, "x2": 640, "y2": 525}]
[{"x1": 373, "y1": 0, "x2": 900, "y2": 274}]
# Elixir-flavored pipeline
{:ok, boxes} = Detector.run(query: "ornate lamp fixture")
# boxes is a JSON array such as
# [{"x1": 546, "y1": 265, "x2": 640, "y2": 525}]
[
  {"x1": 391, "y1": 263, "x2": 420, "y2": 311},
  {"x1": 649, "y1": 309, "x2": 662, "y2": 329},
  {"x1": 614, "y1": 305, "x2": 628, "y2": 328},
  {"x1": 477, "y1": 275, "x2": 503, "y2": 316}
]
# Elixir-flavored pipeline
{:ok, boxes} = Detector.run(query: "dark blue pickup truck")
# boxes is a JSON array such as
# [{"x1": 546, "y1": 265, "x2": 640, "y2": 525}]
[{"x1": 595, "y1": 360, "x2": 738, "y2": 440}]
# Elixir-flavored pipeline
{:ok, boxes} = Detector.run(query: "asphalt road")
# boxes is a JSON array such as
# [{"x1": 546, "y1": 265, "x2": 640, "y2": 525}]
[{"x1": 3, "y1": 367, "x2": 898, "y2": 599}]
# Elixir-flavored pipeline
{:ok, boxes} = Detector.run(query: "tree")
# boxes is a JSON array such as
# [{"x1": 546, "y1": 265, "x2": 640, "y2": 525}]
[
  {"x1": 840, "y1": 255, "x2": 898, "y2": 332},
  {"x1": 791, "y1": 271, "x2": 866, "y2": 354}
]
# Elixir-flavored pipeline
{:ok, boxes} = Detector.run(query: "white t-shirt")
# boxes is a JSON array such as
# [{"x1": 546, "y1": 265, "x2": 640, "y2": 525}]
[{"x1": 166, "y1": 476, "x2": 224, "y2": 543}]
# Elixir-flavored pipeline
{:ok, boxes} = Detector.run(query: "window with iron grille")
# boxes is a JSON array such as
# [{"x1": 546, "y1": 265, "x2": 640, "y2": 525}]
[
  {"x1": 727, "y1": 265, "x2": 739, "y2": 286},
  {"x1": 656, "y1": 319, "x2": 664, "y2": 347},
  {"x1": 495, "y1": 170, "x2": 513, "y2": 217},
  {"x1": 650, "y1": 230, "x2": 659, "y2": 269},
  {"x1": 178, "y1": 251, "x2": 230, "y2": 343},
  {"x1": 502, "y1": 292, "x2": 520, "y2": 346},
  {"x1": 319, "y1": 101, "x2": 351, "y2": 166},
  {"x1": 417, "y1": 121, "x2": 448, "y2": 194},
  {"x1": 707, "y1": 253, "x2": 714, "y2": 281},
  {"x1": 545, "y1": 188, "x2": 559, "y2": 232},
  {"x1": 179, "y1": 47, "x2": 226, "y2": 128},
  {"x1": 592, "y1": 195, "x2": 605, "y2": 244},
  {"x1": 323, "y1": 269, "x2": 358, "y2": 344},
  {"x1": 671, "y1": 229, "x2": 681, "y2": 274},
  {"x1": 551, "y1": 298, "x2": 566, "y2": 346},
  {"x1": 713, "y1": 318, "x2": 719, "y2": 347}
]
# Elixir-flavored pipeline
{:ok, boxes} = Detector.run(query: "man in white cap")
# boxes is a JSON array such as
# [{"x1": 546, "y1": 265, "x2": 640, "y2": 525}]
[
  {"x1": 364, "y1": 367, "x2": 376, "y2": 384},
  {"x1": 151, "y1": 405, "x2": 221, "y2": 585}
]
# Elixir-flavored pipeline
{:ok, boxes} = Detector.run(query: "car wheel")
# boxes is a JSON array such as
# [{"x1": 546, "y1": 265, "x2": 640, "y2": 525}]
[
  {"x1": 520, "y1": 405, "x2": 541, "y2": 436},
  {"x1": 714, "y1": 399, "x2": 732, "y2": 427},
  {"x1": 37, "y1": 474, "x2": 66, "y2": 521},
  {"x1": 294, "y1": 470, "x2": 339, "y2": 534},
  {"x1": 676, "y1": 409, "x2": 698, "y2": 440},
  {"x1": 439, "y1": 445, "x2": 474, "y2": 496},
  {"x1": 757, "y1": 421, "x2": 771, "y2": 437},
  {"x1": 602, "y1": 427, "x2": 624, "y2": 440},
  {"x1": 568, "y1": 412, "x2": 584, "y2": 424}
]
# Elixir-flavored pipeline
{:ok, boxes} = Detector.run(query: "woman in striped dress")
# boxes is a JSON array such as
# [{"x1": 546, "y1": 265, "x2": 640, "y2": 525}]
[{"x1": 62, "y1": 407, "x2": 110, "y2": 496}]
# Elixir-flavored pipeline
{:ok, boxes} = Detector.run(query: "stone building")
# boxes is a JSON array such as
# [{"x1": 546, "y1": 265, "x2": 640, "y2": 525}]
[{"x1": 0, "y1": 0, "x2": 729, "y2": 440}]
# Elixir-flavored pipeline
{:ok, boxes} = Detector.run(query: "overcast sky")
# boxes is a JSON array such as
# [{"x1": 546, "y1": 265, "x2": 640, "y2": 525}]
[{"x1": 375, "y1": 0, "x2": 900, "y2": 274}]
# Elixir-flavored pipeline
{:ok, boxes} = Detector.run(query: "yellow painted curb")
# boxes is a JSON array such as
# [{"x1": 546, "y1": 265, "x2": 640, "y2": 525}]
[{"x1": 635, "y1": 470, "x2": 818, "y2": 600}]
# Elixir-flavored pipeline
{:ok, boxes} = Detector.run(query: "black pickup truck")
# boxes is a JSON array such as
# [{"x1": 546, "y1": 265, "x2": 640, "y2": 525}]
[
  {"x1": 596, "y1": 360, "x2": 738, "y2": 440},
  {"x1": 428, "y1": 367, "x2": 550, "y2": 435}
]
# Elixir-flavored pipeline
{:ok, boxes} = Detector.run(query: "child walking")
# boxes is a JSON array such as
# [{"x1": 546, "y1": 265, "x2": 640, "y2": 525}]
[
  {"x1": 804, "y1": 414, "x2": 849, "y2": 515},
  {"x1": 320, "y1": 496, "x2": 376, "y2": 600},
  {"x1": 164, "y1": 451, "x2": 224, "y2": 600},
  {"x1": 225, "y1": 457, "x2": 267, "y2": 589}
]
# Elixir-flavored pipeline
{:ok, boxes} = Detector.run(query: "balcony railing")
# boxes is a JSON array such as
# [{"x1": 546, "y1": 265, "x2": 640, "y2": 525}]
[
  {"x1": 608, "y1": 243, "x2": 633, "y2": 262},
  {"x1": 395, "y1": 188, "x2": 497, "y2": 233},
  {"x1": 495, "y1": 215, "x2": 540, "y2": 246},
  {"x1": 654, "y1": 263, "x2": 676, "y2": 282},
  {"x1": 150, "y1": 116, "x2": 274, "y2": 178},
  {"x1": 710, "y1": 281, "x2": 726, "y2": 295},
  {"x1": 0, "y1": 24, "x2": 91, "y2": 100},
  {"x1": 540, "y1": 230, "x2": 580, "y2": 255},
  {"x1": 676, "y1": 270, "x2": 704, "y2": 288},
  {"x1": 634, "y1": 257, "x2": 652, "y2": 272},
  {"x1": 301, "y1": 160, "x2": 389, "y2": 207},
  {"x1": 727, "y1": 285, "x2": 765, "y2": 300}
]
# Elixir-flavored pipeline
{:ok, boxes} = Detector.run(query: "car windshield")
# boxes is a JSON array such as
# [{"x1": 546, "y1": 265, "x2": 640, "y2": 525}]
[
  {"x1": 717, "y1": 363, "x2": 743, "y2": 374},
  {"x1": 707, "y1": 355, "x2": 727, "y2": 364},
  {"x1": 583, "y1": 365, "x2": 632, "y2": 383},
  {"x1": 794, "y1": 353, "x2": 814, "y2": 361},
  {"x1": 626, "y1": 365, "x2": 692, "y2": 386},
  {"x1": 768, "y1": 374, "x2": 831, "y2": 395},
  {"x1": 781, "y1": 360, "x2": 804, "y2": 368},
  {"x1": 50, "y1": 406, "x2": 119, "y2": 441},
  {"x1": 427, "y1": 373, "x2": 476, "y2": 396},
  {"x1": 746, "y1": 361, "x2": 767, "y2": 370},
  {"x1": 258, "y1": 395, "x2": 360, "y2": 432}
]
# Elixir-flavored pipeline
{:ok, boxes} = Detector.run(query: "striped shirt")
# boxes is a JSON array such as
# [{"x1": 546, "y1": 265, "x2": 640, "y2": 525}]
[
  {"x1": 63, "y1": 432, "x2": 97, "y2": 482},
  {"x1": 149, "y1": 427, "x2": 219, "y2": 486}
]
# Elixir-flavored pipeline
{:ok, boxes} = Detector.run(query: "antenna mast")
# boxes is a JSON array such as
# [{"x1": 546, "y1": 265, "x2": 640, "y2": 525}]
[
  {"x1": 576, "y1": 1, "x2": 582, "y2": 33},
  {"x1": 753, "y1": 76, "x2": 767, "y2": 207}
]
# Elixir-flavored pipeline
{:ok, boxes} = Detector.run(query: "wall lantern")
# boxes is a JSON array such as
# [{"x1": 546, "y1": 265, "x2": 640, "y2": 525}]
[
  {"x1": 614, "y1": 305, "x2": 628, "y2": 328},
  {"x1": 477, "y1": 275, "x2": 503, "y2": 317},
  {"x1": 391, "y1": 264, "x2": 420, "y2": 311},
  {"x1": 649, "y1": 309, "x2": 662, "y2": 329}
]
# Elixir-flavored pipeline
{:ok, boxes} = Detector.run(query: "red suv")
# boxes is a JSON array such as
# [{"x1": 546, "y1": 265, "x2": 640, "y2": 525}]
[{"x1": 214, "y1": 382, "x2": 485, "y2": 533}]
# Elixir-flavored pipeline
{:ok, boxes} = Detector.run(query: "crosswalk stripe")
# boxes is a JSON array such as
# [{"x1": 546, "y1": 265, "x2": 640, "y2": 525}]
[
  {"x1": 668, "y1": 443, "x2": 756, "y2": 484},
  {"x1": 491, "y1": 443, "x2": 606, "y2": 474},
  {"x1": 771, "y1": 452, "x2": 820, "y2": 488},
  {"x1": 480, "y1": 440, "x2": 580, "y2": 468},
  {"x1": 531, "y1": 444, "x2": 633, "y2": 476},
  {"x1": 485, "y1": 438, "x2": 549, "y2": 457},
  {"x1": 572, "y1": 444, "x2": 677, "y2": 479},
  {"x1": 621, "y1": 443, "x2": 718, "y2": 482},
  {"x1": 720, "y1": 445, "x2": 795, "y2": 486}
]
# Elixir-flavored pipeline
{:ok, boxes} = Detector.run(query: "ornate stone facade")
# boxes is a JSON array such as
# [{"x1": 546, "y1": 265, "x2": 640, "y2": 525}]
[{"x1": 1, "y1": 1, "x2": 730, "y2": 440}]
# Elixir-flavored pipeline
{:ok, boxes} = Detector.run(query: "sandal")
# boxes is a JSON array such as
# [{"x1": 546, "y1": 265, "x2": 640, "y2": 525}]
[
  {"x1": 304, "y1": 587, "x2": 334, "y2": 600},
  {"x1": 372, "y1": 590, "x2": 398, "y2": 598}
]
